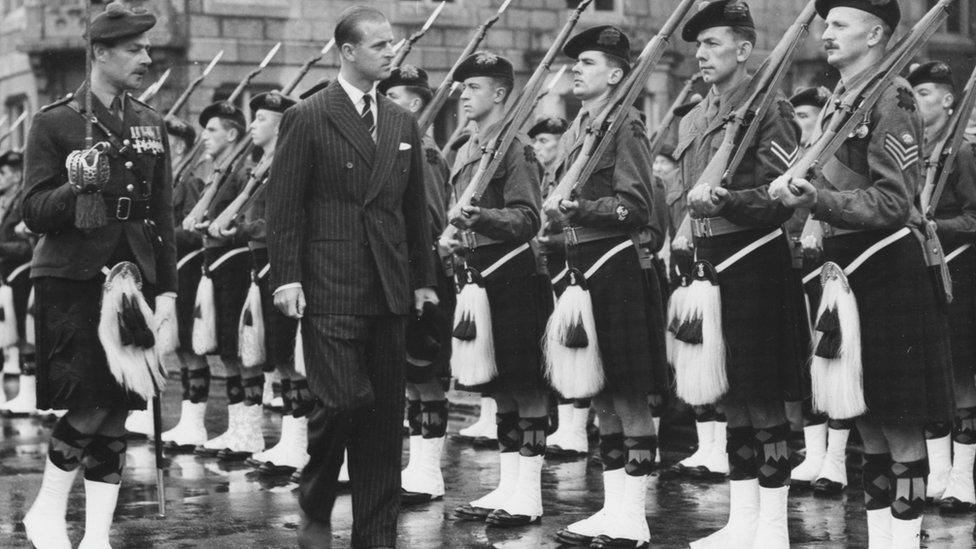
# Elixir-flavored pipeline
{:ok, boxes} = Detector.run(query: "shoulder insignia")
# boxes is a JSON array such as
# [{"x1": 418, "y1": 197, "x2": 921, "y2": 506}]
[
  {"x1": 896, "y1": 87, "x2": 917, "y2": 112},
  {"x1": 425, "y1": 147, "x2": 440, "y2": 165},
  {"x1": 615, "y1": 204, "x2": 629, "y2": 221},
  {"x1": 630, "y1": 118, "x2": 646, "y2": 140},
  {"x1": 770, "y1": 140, "x2": 799, "y2": 169},
  {"x1": 884, "y1": 132, "x2": 919, "y2": 171},
  {"x1": 777, "y1": 100, "x2": 795, "y2": 120},
  {"x1": 524, "y1": 144, "x2": 537, "y2": 164},
  {"x1": 40, "y1": 94, "x2": 74, "y2": 112}
]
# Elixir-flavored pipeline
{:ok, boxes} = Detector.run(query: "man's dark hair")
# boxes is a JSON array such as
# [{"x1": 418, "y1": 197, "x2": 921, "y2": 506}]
[
  {"x1": 730, "y1": 25, "x2": 757, "y2": 46},
  {"x1": 402, "y1": 85, "x2": 434, "y2": 109},
  {"x1": 489, "y1": 76, "x2": 514, "y2": 102},
  {"x1": 216, "y1": 117, "x2": 244, "y2": 141},
  {"x1": 599, "y1": 52, "x2": 631, "y2": 80},
  {"x1": 335, "y1": 6, "x2": 388, "y2": 48}
]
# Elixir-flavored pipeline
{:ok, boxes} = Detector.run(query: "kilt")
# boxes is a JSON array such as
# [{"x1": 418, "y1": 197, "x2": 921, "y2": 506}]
[
  {"x1": 944, "y1": 241, "x2": 976, "y2": 384},
  {"x1": 696, "y1": 228, "x2": 807, "y2": 403},
  {"x1": 176, "y1": 248, "x2": 204, "y2": 351},
  {"x1": 251, "y1": 247, "x2": 299, "y2": 366},
  {"x1": 406, "y1": 259, "x2": 455, "y2": 385},
  {"x1": 550, "y1": 236, "x2": 665, "y2": 395},
  {"x1": 824, "y1": 230, "x2": 954, "y2": 426},
  {"x1": 457, "y1": 242, "x2": 552, "y2": 394},
  {"x1": 204, "y1": 245, "x2": 250, "y2": 360}
]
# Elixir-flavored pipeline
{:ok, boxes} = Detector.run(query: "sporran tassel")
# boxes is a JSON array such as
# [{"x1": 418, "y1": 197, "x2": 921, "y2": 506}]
[
  {"x1": 810, "y1": 263, "x2": 865, "y2": 419},
  {"x1": 293, "y1": 321, "x2": 306, "y2": 377},
  {"x1": 450, "y1": 268, "x2": 497, "y2": 386},
  {"x1": 0, "y1": 283, "x2": 18, "y2": 348},
  {"x1": 671, "y1": 261, "x2": 727, "y2": 406},
  {"x1": 191, "y1": 273, "x2": 217, "y2": 355},
  {"x1": 544, "y1": 268, "x2": 605, "y2": 398},
  {"x1": 238, "y1": 281, "x2": 266, "y2": 369}
]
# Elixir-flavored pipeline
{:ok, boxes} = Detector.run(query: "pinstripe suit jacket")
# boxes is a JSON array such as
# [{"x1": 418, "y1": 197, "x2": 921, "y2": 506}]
[{"x1": 266, "y1": 81, "x2": 435, "y2": 315}]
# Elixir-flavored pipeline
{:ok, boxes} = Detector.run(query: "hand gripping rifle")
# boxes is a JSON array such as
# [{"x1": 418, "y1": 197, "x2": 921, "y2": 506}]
[
  {"x1": 647, "y1": 72, "x2": 702, "y2": 160},
  {"x1": 391, "y1": 1, "x2": 448, "y2": 70},
  {"x1": 417, "y1": 0, "x2": 514, "y2": 135},
  {"x1": 173, "y1": 43, "x2": 280, "y2": 185},
  {"x1": 440, "y1": 0, "x2": 593, "y2": 245},
  {"x1": 181, "y1": 136, "x2": 253, "y2": 232},
  {"x1": 670, "y1": 0, "x2": 817, "y2": 242},
  {"x1": 542, "y1": 0, "x2": 699, "y2": 218}
]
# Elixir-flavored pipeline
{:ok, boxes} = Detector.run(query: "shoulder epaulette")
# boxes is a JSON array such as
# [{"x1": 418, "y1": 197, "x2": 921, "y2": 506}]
[{"x1": 39, "y1": 93, "x2": 75, "y2": 112}]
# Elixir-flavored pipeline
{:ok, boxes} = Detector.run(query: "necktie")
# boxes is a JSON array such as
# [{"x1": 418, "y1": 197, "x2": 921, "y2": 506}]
[
  {"x1": 110, "y1": 96, "x2": 123, "y2": 121},
  {"x1": 361, "y1": 94, "x2": 375, "y2": 139}
]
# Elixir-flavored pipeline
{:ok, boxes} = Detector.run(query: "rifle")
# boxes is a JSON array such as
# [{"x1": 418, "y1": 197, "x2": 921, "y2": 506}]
[
  {"x1": 418, "y1": 0, "x2": 514, "y2": 135},
  {"x1": 165, "y1": 50, "x2": 224, "y2": 118},
  {"x1": 520, "y1": 65, "x2": 569, "y2": 132},
  {"x1": 173, "y1": 42, "x2": 280, "y2": 185},
  {"x1": 181, "y1": 137, "x2": 253, "y2": 232},
  {"x1": 137, "y1": 68, "x2": 170, "y2": 103},
  {"x1": 543, "y1": 0, "x2": 700, "y2": 216},
  {"x1": 0, "y1": 111, "x2": 27, "y2": 147},
  {"x1": 209, "y1": 152, "x2": 274, "y2": 236},
  {"x1": 282, "y1": 39, "x2": 336, "y2": 95},
  {"x1": 391, "y1": 1, "x2": 447, "y2": 70},
  {"x1": 922, "y1": 62, "x2": 976, "y2": 214},
  {"x1": 441, "y1": 0, "x2": 594, "y2": 244},
  {"x1": 647, "y1": 72, "x2": 701, "y2": 160},
  {"x1": 670, "y1": 0, "x2": 817, "y2": 241}
]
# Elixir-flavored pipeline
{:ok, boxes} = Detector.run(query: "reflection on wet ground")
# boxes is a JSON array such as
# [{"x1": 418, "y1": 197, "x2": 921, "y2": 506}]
[{"x1": 1, "y1": 377, "x2": 974, "y2": 548}]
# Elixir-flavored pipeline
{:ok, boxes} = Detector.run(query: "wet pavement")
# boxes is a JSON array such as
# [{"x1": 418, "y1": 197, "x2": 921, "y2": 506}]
[{"x1": 2, "y1": 376, "x2": 975, "y2": 548}]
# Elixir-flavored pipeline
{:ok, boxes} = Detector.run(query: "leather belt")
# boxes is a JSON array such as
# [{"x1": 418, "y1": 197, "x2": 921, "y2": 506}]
[
  {"x1": 563, "y1": 226, "x2": 631, "y2": 246},
  {"x1": 691, "y1": 216, "x2": 752, "y2": 238},
  {"x1": 820, "y1": 222, "x2": 868, "y2": 238},
  {"x1": 459, "y1": 230, "x2": 504, "y2": 250},
  {"x1": 103, "y1": 196, "x2": 150, "y2": 221}
]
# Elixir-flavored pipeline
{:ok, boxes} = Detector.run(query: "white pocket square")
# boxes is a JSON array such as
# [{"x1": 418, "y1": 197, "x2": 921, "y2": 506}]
[{"x1": 398, "y1": 143, "x2": 412, "y2": 151}]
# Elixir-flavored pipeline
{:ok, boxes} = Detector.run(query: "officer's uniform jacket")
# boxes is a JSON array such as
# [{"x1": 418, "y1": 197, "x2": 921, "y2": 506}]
[
  {"x1": 23, "y1": 87, "x2": 177, "y2": 293},
  {"x1": 811, "y1": 75, "x2": 923, "y2": 230},
  {"x1": 449, "y1": 123, "x2": 542, "y2": 244},
  {"x1": 925, "y1": 122, "x2": 976, "y2": 249},
  {"x1": 676, "y1": 76, "x2": 800, "y2": 229}
]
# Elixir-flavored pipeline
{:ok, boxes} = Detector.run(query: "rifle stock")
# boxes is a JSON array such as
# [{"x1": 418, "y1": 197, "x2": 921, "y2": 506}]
[
  {"x1": 441, "y1": 0, "x2": 593, "y2": 243},
  {"x1": 210, "y1": 154, "x2": 274, "y2": 235},
  {"x1": 182, "y1": 139, "x2": 252, "y2": 231}
]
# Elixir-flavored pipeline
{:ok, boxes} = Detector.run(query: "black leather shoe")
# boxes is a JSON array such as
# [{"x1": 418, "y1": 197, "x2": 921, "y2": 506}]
[
  {"x1": 217, "y1": 448, "x2": 252, "y2": 462},
  {"x1": 401, "y1": 489, "x2": 440, "y2": 505},
  {"x1": 940, "y1": 497, "x2": 976, "y2": 515},
  {"x1": 546, "y1": 445, "x2": 586, "y2": 459},
  {"x1": 257, "y1": 462, "x2": 298, "y2": 476},
  {"x1": 486, "y1": 508, "x2": 541, "y2": 527},
  {"x1": 555, "y1": 528, "x2": 595, "y2": 545},
  {"x1": 193, "y1": 445, "x2": 221, "y2": 457},
  {"x1": 812, "y1": 477, "x2": 845, "y2": 496},
  {"x1": 454, "y1": 504, "x2": 492, "y2": 521},
  {"x1": 473, "y1": 436, "x2": 499, "y2": 449},
  {"x1": 589, "y1": 534, "x2": 648, "y2": 548}
]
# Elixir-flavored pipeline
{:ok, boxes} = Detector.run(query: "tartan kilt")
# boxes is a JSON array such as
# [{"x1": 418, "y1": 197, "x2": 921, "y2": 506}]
[
  {"x1": 946, "y1": 244, "x2": 976, "y2": 382},
  {"x1": 550, "y1": 237, "x2": 664, "y2": 396},
  {"x1": 824, "y1": 230, "x2": 954, "y2": 426},
  {"x1": 251, "y1": 247, "x2": 299, "y2": 367},
  {"x1": 203, "y1": 246, "x2": 250, "y2": 360},
  {"x1": 696, "y1": 228, "x2": 807, "y2": 404},
  {"x1": 176, "y1": 248, "x2": 204, "y2": 351},
  {"x1": 406, "y1": 261, "x2": 455, "y2": 385},
  {"x1": 456, "y1": 242, "x2": 552, "y2": 394}
]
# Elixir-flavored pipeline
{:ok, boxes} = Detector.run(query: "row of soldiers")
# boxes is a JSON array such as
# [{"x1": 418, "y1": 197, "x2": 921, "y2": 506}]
[{"x1": 9, "y1": 0, "x2": 976, "y2": 547}]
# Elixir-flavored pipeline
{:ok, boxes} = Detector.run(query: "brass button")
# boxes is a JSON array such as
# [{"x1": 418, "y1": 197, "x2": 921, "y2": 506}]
[
  {"x1": 124, "y1": 161, "x2": 133, "y2": 169},
  {"x1": 123, "y1": 139, "x2": 131, "y2": 146},
  {"x1": 346, "y1": 162, "x2": 354, "y2": 169},
  {"x1": 126, "y1": 184, "x2": 135, "y2": 192}
]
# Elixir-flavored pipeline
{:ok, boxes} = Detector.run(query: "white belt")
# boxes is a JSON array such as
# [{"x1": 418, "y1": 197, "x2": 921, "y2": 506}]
[
  {"x1": 177, "y1": 248, "x2": 204, "y2": 271},
  {"x1": 802, "y1": 227, "x2": 911, "y2": 285},
  {"x1": 480, "y1": 243, "x2": 530, "y2": 278},
  {"x1": 209, "y1": 246, "x2": 249, "y2": 272},
  {"x1": 257, "y1": 262, "x2": 271, "y2": 280},
  {"x1": 946, "y1": 243, "x2": 973, "y2": 264},
  {"x1": 714, "y1": 228, "x2": 783, "y2": 274},
  {"x1": 551, "y1": 239, "x2": 632, "y2": 285},
  {"x1": 6, "y1": 262, "x2": 31, "y2": 283}
]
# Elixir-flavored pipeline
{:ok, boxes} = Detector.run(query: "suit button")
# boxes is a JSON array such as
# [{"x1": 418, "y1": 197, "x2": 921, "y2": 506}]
[
  {"x1": 362, "y1": 240, "x2": 369, "y2": 248},
  {"x1": 346, "y1": 162, "x2": 354, "y2": 169}
]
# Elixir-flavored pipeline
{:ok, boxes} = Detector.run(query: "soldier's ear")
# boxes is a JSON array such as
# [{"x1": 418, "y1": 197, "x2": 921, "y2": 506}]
[
  {"x1": 736, "y1": 40, "x2": 753, "y2": 63},
  {"x1": 943, "y1": 92, "x2": 956, "y2": 111}
]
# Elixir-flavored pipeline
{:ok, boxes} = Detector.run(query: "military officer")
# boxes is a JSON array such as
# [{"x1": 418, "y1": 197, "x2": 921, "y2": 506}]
[
  {"x1": 378, "y1": 65, "x2": 455, "y2": 504},
  {"x1": 675, "y1": 3, "x2": 804, "y2": 547},
  {"x1": 771, "y1": 1, "x2": 954, "y2": 545},
  {"x1": 20, "y1": 3, "x2": 177, "y2": 546}
]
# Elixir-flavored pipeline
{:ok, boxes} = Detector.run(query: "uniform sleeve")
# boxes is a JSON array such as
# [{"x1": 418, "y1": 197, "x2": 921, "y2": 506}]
[
  {"x1": 935, "y1": 142, "x2": 976, "y2": 239},
  {"x1": 812, "y1": 85, "x2": 918, "y2": 229},
  {"x1": 22, "y1": 111, "x2": 79, "y2": 234},
  {"x1": 423, "y1": 145, "x2": 450, "y2": 236},
  {"x1": 720, "y1": 98, "x2": 799, "y2": 227},
  {"x1": 403, "y1": 120, "x2": 436, "y2": 289},
  {"x1": 150, "y1": 118, "x2": 178, "y2": 294},
  {"x1": 267, "y1": 107, "x2": 312, "y2": 290},
  {"x1": 569, "y1": 116, "x2": 652, "y2": 230},
  {"x1": 471, "y1": 141, "x2": 542, "y2": 242}
]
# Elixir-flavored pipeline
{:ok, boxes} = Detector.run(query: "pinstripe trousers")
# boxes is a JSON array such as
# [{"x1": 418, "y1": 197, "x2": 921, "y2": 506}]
[{"x1": 298, "y1": 313, "x2": 406, "y2": 548}]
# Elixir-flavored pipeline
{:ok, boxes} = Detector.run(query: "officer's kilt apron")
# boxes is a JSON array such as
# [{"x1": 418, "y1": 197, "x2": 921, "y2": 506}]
[
  {"x1": 203, "y1": 244, "x2": 250, "y2": 360},
  {"x1": 251, "y1": 246, "x2": 298, "y2": 368},
  {"x1": 823, "y1": 229, "x2": 954, "y2": 426},
  {"x1": 176, "y1": 248, "x2": 204, "y2": 350},
  {"x1": 34, "y1": 241, "x2": 152, "y2": 411},
  {"x1": 696, "y1": 228, "x2": 808, "y2": 404},
  {"x1": 456, "y1": 242, "x2": 552, "y2": 394},
  {"x1": 550, "y1": 236, "x2": 666, "y2": 395}
]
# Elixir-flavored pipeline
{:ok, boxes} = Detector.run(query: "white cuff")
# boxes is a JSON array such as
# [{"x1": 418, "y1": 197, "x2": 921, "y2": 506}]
[{"x1": 273, "y1": 282, "x2": 303, "y2": 296}]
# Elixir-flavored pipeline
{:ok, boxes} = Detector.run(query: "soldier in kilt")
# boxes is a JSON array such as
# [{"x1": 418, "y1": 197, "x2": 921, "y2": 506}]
[
  {"x1": 676, "y1": 3, "x2": 805, "y2": 546},
  {"x1": 541, "y1": 26, "x2": 666, "y2": 548},
  {"x1": 909, "y1": 61, "x2": 976, "y2": 513},
  {"x1": 185, "y1": 102, "x2": 262, "y2": 460},
  {"x1": 20, "y1": 3, "x2": 177, "y2": 545},
  {"x1": 772, "y1": 1, "x2": 955, "y2": 544},
  {"x1": 442, "y1": 51, "x2": 553, "y2": 528},
  {"x1": 378, "y1": 65, "x2": 456, "y2": 504}
]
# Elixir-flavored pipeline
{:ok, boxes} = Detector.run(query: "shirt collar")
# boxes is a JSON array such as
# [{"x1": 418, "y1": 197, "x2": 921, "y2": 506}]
[{"x1": 337, "y1": 72, "x2": 377, "y2": 108}]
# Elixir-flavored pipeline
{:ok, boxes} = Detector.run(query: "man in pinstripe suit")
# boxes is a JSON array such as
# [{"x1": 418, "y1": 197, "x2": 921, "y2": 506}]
[{"x1": 266, "y1": 6, "x2": 437, "y2": 548}]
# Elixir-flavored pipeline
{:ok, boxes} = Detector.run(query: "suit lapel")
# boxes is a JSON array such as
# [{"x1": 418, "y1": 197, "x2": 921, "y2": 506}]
[
  {"x1": 324, "y1": 82, "x2": 375, "y2": 166},
  {"x1": 363, "y1": 96, "x2": 403, "y2": 204}
]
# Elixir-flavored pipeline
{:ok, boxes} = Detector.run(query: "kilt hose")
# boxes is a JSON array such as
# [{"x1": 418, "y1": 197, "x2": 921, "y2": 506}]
[
  {"x1": 823, "y1": 229, "x2": 955, "y2": 426},
  {"x1": 945, "y1": 243, "x2": 976, "y2": 383},
  {"x1": 203, "y1": 245, "x2": 250, "y2": 360},
  {"x1": 176, "y1": 248, "x2": 204, "y2": 351},
  {"x1": 695, "y1": 228, "x2": 808, "y2": 404},
  {"x1": 550, "y1": 236, "x2": 666, "y2": 396},
  {"x1": 298, "y1": 313, "x2": 406, "y2": 548}
]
